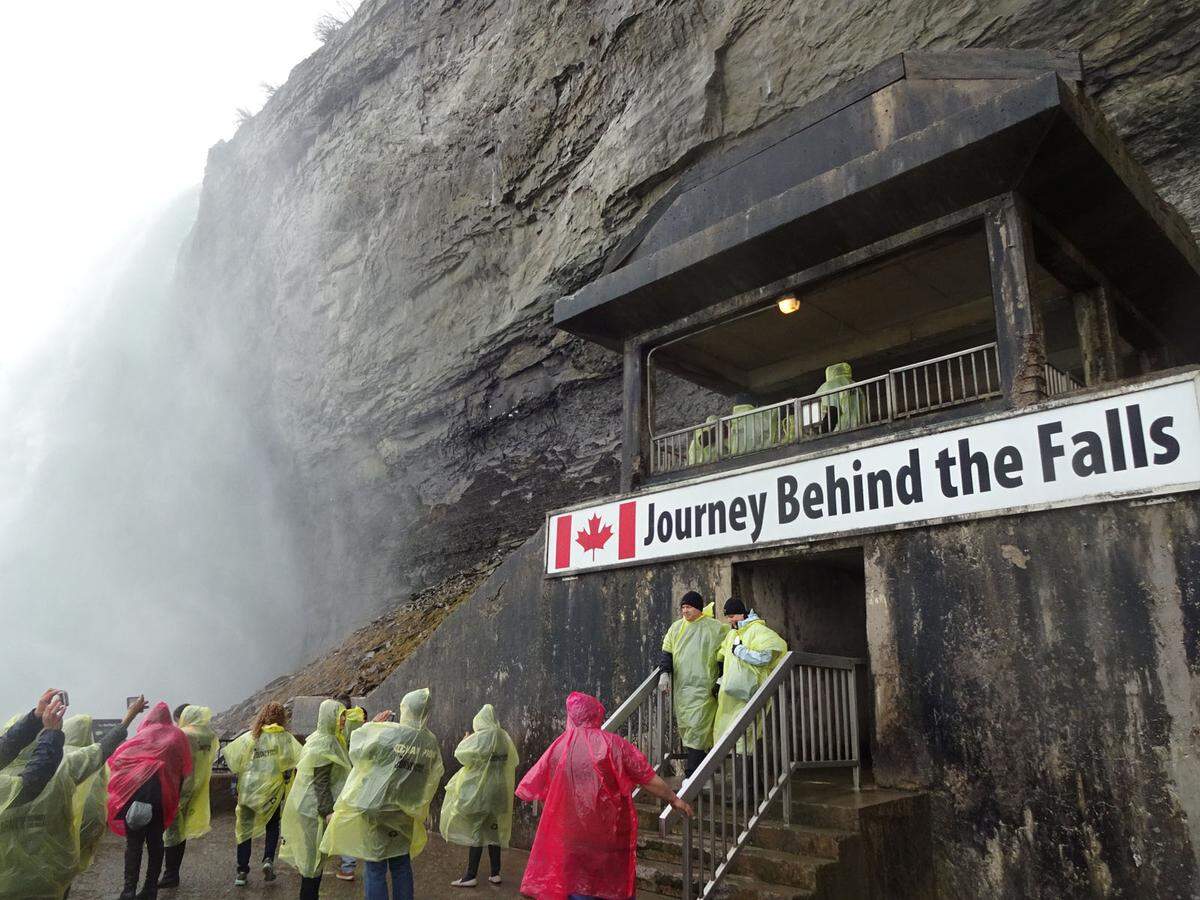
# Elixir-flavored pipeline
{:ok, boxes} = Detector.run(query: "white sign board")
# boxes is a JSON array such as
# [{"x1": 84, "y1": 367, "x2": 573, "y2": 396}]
[{"x1": 546, "y1": 375, "x2": 1200, "y2": 576}]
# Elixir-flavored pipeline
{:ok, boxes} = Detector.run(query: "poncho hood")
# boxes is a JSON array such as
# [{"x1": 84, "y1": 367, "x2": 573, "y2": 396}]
[{"x1": 565, "y1": 692, "x2": 605, "y2": 729}]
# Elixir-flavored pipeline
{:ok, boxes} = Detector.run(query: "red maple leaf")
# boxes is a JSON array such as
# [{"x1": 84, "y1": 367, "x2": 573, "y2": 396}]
[{"x1": 576, "y1": 513, "x2": 613, "y2": 559}]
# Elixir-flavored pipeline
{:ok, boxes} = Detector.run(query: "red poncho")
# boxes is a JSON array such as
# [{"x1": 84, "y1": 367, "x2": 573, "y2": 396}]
[
  {"x1": 106, "y1": 702, "x2": 193, "y2": 835},
  {"x1": 516, "y1": 692, "x2": 655, "y2": 899}
]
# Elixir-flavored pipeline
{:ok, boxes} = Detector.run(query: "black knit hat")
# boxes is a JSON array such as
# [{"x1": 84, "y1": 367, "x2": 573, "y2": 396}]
[
  {"x1": 723, "y1": 597, "x2": 748, "y2": 616},
  {"x1": 680, "y1": 591, "x2": 704, "y2": 611}
]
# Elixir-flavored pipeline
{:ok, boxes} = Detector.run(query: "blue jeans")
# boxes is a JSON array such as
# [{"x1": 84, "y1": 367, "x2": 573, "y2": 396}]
[
  {"x1": 364, "y1": 855, "x2": 413, "y2": 900},
  {"x1": 339, "y1": 855, "x2": 356, "y2": 874}
]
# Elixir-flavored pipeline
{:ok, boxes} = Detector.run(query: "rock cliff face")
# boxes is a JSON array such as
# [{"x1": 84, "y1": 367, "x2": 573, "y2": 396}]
[{"x1": 177, "y1": 2, "x2": 1200, "y2": 642}]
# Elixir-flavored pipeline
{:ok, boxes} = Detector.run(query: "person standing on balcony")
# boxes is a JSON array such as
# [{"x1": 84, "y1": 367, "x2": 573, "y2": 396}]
[
  {"x1": 686, "y1": 415, "x2": 720, "y2": 466},
  {"x1": 658, "y1": 591, "x2": 726, "y2": 778},
  {"x1": 817, "y1": 362, "x2": 863, "y2": 432},
  {"x1": 712, "y1": 598, "x2": 788, "y2": 747}
]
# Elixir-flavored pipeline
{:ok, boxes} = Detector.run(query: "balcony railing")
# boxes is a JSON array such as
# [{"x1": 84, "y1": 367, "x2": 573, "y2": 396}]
[
  {"x1": 650, "y1": 342, "x2": 1003, "y2": 475},
  {"x1": 1044, "y1": 363, "x2": 1083, "y2": 397}
]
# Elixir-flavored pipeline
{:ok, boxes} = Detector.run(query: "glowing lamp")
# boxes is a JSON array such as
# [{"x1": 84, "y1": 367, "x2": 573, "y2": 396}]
[{"x1": 776, "y1": 294, "x2": 800, "y2": 315}]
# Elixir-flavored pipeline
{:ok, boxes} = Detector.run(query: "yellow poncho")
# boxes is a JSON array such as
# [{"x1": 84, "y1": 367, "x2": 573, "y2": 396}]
[
  {"x1": 713, "y1": 615, "x2": 788, "y2": 750},
  {"x1": 222, "y1": 724, "x2": 302, "y2": 843},
  {"x1": 439, "y1": 704, "x2": 518, "y2": 848},
  {"x1": 63, "y1": 715, "x2": 108, "y2": 877},
  {"x1": 0, "y1": 714, "x2": 109, "y2": 899},
  {"x1": 662, "y1": 611, "x2": 726, "y2": 751},
  {"x1": 320, "y1": 689, "x2": 443, "y2": 862},
  {"x1": 280, "y1": 700, "x2": 352, "y2": 878},
  {"x1": 164, "y1": 706, "x2": 218, "y2": 847}
]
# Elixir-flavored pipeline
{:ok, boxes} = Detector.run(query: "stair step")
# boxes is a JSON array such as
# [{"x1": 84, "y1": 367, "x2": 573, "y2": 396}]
[
  {"x1": 637, "y1": 819, "x2": 856, "y2": 859},
  {"x1": 638, "y1": 833, "x2": 835, "y2": 890},
  {"x1": 637, "y1": 858, "x2": 814, "y2": 900}
]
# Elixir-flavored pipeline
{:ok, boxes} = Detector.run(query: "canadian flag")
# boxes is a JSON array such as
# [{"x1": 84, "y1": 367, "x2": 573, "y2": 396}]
[{"x1": 550, "y1": 500, "x2": 637, "y2": 572}]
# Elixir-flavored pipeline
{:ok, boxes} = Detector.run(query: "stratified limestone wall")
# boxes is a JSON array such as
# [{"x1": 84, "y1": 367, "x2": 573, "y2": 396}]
[
  {"x1": 866, "y1": 496, "x2": 1200, "y2": 898},
  {"x1": 175, "y1": 0, "x2": 1200, "y2": 647}
]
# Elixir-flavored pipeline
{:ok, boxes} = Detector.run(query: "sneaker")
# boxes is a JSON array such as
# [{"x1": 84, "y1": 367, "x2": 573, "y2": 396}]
[
  {"x1": 488, "y1": 875, "x2": 502, "y2": 885},
  {"x1": 450, "y1": 877, "x2": 478, "y2": 887},
  {"x1": 262, "y1": 860, "x2": 276, "y2": 882},
  {"x1": 335, "y1": 870, "x2": 356, "y2": 882},
  {"x1": 234, "y1": 871, "x2": 248, "y2": 887}
]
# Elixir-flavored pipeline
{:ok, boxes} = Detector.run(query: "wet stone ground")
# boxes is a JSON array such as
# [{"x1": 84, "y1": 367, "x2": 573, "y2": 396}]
[{"x1": 70, "y1": 810, "x2": 531, "y2": 899}]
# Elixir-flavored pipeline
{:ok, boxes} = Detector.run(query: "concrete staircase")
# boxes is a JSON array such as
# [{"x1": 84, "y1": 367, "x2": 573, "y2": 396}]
[{"x1": 634, "y1": 772, "x2": 932, "y2": 899}]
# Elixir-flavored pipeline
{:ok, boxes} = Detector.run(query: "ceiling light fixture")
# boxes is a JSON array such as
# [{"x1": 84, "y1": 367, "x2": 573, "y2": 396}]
[{"x1": 776, "y1": 294, "x2": 800, "y2": 315}]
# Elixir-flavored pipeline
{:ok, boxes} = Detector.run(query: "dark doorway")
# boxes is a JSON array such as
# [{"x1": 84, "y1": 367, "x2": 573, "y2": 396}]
[{"x1": 732, "y1": 548, "x2": 873, "y2": 770}]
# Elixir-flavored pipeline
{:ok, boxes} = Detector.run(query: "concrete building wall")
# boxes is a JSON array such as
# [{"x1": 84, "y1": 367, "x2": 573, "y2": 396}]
[
  {"x1": 865, "y1": 494, "x2": 1200, "y2": 898},
  {"x1": 368, "y1": 492, "x2": 1200, "y2": 895}
]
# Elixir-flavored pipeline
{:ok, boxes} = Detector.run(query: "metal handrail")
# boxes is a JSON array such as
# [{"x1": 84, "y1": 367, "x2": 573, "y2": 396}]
[
  {"x1": 657, "y1": 650, "x2": 863, "y2": 899},
  {"x1": 649, "y1": 342, "x2": 1002, "y2": 474},
  {"x1": 602, "y1": 666, "x2": 676, "y2": 777}
]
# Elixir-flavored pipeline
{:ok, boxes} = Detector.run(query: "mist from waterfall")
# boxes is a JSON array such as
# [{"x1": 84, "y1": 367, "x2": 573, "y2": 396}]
[{"x1": 0, "y1": 190, "x2": 309, "y2": 719}]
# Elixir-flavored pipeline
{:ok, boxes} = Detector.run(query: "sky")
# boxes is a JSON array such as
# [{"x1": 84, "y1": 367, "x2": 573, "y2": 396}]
[{"x1": 0, "y1": 1, "x2": 349, "y2": 370}]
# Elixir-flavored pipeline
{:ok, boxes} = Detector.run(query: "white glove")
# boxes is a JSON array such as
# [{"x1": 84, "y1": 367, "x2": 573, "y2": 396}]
[{"x1": 659, "y1": 673, "x2": 671, "y2": 693}]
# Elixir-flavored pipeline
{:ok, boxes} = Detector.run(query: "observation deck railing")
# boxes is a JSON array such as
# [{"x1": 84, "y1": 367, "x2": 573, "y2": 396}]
[{"x1": 650, "y1": 342, "x2": 1003, "y2": 475}]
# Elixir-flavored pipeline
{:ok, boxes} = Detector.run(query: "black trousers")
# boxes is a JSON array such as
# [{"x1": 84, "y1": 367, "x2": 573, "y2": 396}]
[
  {"x1": 236, "y1": 803, "x2": 281, "y2": 871},
  {"x1": 123, "y1": 778, "x2": 165, "y2": 894},
  {"x1": 683, "y1": 747, "x2": 706, "y2": 778},
  {"x1": 299, "y1": 874, "x2": 323, "y2": 899},
  {"x1": 163, "y1": 841, "x2": 186, "y2": 878},
  {"x1": 465, "y1": 844, "x2": 502, "y2": 879}
]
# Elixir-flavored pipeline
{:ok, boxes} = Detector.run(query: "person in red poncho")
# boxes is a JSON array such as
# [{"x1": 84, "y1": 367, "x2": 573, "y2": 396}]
[
  {"x1": 516, "y1": 692, "x2": 692, "y2": 900},
  {"x1": 106, "y1": 700, "x2": 194, "y2": 900}
]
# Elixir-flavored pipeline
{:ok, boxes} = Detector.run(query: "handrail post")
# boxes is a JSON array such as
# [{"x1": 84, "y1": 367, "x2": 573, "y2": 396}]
[
  {"x1": 779, "y1": 682, "x2": 792, "y2": 824},
  {"x1": 681, "y1": 817, "x2": 694, "y2": 900},
  {"x1": 849, "y1": 664, "x2": 861, "y2": 792},
  {"x1": 654, "y1": 673, "x2": 665, "y2": 769}
]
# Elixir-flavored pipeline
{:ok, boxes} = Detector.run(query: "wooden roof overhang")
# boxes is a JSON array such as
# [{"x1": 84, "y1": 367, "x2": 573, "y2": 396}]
[{"x1": 554, "y1": 50, "x2": 1200, "y2": 360}]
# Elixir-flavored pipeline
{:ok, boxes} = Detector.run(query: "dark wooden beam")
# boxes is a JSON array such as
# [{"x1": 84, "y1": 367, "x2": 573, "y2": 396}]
[
  {"x1": 985, "y1": 194, "x2": 1045, "y2": 406},
  {"x1": 621, "y1": 341, "x2": 651, "y2": 492}
]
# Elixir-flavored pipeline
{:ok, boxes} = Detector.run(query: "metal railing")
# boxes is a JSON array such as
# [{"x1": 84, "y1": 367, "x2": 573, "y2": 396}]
[
  {"x1": 650, "y1": 343, "x2": 1002, "y2": 474},
  {"x1": 1044, "y1": 363, "x2": 1083, "y2": 397},
  {"x1": 890, "y1": 342, "x2": 1001, "y2": 418},
  {"x1": 602, "y1": 667, "x2": 677, "y2": 777},
  {"x1": 656, "y1": 651, "x2": 863, "y2": 900}
]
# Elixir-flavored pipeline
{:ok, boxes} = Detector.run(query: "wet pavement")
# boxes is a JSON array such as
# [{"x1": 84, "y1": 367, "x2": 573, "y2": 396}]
[{"x1": 69, "y1": 810, "x2": 531, "y2": 899}]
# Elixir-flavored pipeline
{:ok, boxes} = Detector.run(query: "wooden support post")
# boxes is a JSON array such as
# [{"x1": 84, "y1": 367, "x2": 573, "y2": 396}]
[
  {"x1": 621, "y1": 341, "x2": 651, "y2": 491},
  {"x1": 1072, "y1": 285, "x2": 1119, "y2": 385},
  {"x1": 985, "y1": 195, "x2": 1046, "y2": 407}
]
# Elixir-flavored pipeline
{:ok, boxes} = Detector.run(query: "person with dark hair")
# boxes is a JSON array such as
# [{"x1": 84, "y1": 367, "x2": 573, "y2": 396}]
[
  {"x1": 159, "y1": 706, "x2": 218, "y2": 889},
  {"x1": 106, "y1": 700, "x2": 192, "y2": 900},
  {"x1": 171, "y1": 704, "x2": 190, "y2": 724},
  {"x1": 221, "y1": 701, "x2": 302, "y2": 887},
  {"x1": 713, "y1": 598, "x2": 787, "y2": 748},
  {"x1": 658, "y1": 591, "x2": 726, "y2": 778}
]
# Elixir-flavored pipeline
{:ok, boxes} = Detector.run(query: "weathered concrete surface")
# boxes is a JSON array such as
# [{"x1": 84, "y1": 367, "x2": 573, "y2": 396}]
[
  {"x1": 177, "y1": 1, "x2": 1200, "y2": 650},
  {"x1": 865, "y1": 495, "x2": 1200, "y2": 898}
]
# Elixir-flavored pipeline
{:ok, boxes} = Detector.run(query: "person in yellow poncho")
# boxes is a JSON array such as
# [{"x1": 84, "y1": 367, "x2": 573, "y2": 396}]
[
  {"x1": 713, "y1": 598, "x2": 788, "y2": 753},
  {"x1": 279, "y1": 699, "x2": 352, "y2": 899},
  {"x1": 321, "y1": 688, "x2": 443, "y2": 900},
  {"x1": 335, "y1": 704, "x2": 368, "y2": 883},
  {"x1": 0, "y1": 694, "x2": 144, "y2": 900},
  {"x1": 658, "y1": 591, "x2": 726, "y2": 778},
  {"x1": 221, "y1": 701, "x2": 302, "y2": 887},
  {"x1": 442, "y1": 704, "x2": 518, "y2": 888},
  {"x1": 159, "y1": 705, "x2": 218, "y2": 889},
  {"x1": 62, "y1": 715, "x2": 108, "y2": 880},
  {"x1": 817, "y1": 362, "x2": 863, "y2": 432}
]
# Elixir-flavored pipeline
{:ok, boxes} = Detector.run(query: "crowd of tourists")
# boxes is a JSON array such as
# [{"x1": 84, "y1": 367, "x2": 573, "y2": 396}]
[{"x1": 0, "y1": 590, "x2": 784, "y2": 900}]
